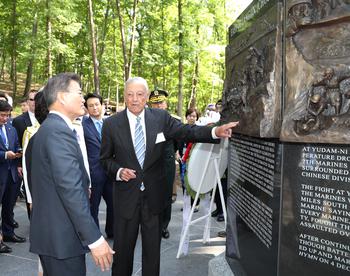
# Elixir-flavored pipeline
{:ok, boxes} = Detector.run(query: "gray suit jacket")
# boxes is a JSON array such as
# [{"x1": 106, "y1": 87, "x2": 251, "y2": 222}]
[
  {"x1": 29, "y1": 113, "x2": 101, "y2": 259},
  {"x1": 100, "y1": 108, "x2": 217, "y2": 219}
]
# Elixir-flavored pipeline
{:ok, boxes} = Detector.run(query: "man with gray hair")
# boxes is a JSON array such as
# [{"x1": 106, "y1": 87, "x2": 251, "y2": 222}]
[
  {"x1": 101, "y1": 76, "x2": 238, "y2": 276},
  {"x1": 29, "y1": 73, "x2": 114, "y2": 275}
]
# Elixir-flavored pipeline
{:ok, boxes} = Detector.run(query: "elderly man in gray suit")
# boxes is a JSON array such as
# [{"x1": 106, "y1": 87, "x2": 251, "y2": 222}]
[{"x1": 29, "y1": 73, "x2": 114, "y2": 276}]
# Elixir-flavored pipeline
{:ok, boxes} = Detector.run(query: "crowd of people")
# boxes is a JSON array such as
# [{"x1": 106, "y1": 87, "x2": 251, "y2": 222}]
[{"x1": 0, "y1": 73, "x2": 238, "y2": 276}]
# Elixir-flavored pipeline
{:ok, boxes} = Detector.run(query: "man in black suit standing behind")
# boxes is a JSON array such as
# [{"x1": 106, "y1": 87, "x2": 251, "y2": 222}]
[
  {"x1": 29, "y1": 73, "x2": 114, "y2": 276},
  {"x1": 148, "y1": 89, "x2": 175, "y2": 240},
  {"x1": 100, "y1": 77, "x2": 238, "y2": 276},
  {"x1": 12, "y1": 89, "x2": 37, "y2": 219},
  {"x1": 13, "y1": 89, "x2": 38, "y2": 145}
]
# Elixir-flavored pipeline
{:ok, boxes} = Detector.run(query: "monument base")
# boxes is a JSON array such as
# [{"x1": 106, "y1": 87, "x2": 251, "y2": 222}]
[{"x1": 208, "y1": 253, "x2": 247, "y2": 276}]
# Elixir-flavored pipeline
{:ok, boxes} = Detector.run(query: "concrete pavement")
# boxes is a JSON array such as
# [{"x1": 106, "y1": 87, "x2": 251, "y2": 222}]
[{"x1": 0, "y1": 189, "x2": 226, "y2": 275}]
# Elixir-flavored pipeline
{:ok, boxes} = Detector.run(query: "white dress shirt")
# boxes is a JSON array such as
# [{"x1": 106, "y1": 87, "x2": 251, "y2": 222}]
[
  {"x1": 28, "y1": 111, "x2": 38, "y2": 126},
  {"x1": 116, "y1": 109, "x2": 146, "y2": 180}
]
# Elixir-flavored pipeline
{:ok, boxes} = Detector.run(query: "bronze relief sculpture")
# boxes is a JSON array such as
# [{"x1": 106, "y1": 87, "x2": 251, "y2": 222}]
[
  {"x1": 222, "y1": 1, "x2": 282, "y2": 138},
  {"x1": 281, "y1": 0, "x2": 350, "y2": 143}
]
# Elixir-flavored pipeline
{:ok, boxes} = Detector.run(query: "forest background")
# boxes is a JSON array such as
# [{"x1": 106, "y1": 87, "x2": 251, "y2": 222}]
[{"x1": 0, "y1": 0, "x2": 250, "y2": 118}]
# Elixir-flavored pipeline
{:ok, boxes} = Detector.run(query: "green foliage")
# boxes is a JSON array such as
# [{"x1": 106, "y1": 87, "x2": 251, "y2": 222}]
[{"x1": 0, "y1": 0, "x2": 242, "y2": 116}]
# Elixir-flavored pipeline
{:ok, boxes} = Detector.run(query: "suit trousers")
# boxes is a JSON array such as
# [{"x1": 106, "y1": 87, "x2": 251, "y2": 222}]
[
  {"x1": 39, "y1": 254, "x2": 86, "y2": 276},
  {"x1": 214, "y1": 177, "x2": 227, "y2": 214},
  {"x1": 112, "y1": 191, "x2": 162, "y2": 276},
  {"x1": 1, "y1": 170, "x2": 20, "y2": 236},
  {"x1": 90, "y1": 178, "x2": 114, "y2": 237},
  {"x1": 161, "y1": 203, "x2": 172, "y2": 231}
]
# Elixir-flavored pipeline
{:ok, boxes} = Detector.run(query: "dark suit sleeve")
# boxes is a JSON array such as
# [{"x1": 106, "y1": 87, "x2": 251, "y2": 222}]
[
  {"x1": 100, "y1": 118, "x2": 121, "y2": 179},
  {"x1": 12, "y1": 117, "x2": 25, "y2": 147},
  {"x1": 164, "y1": 112, "x2": 218, "y2": 144},
  {"x1": 13, "y1": 128, "x2": 21, "y2": 167},
  {"x1": 46, "y1": 130, "x2": 101, "y2": 246}
]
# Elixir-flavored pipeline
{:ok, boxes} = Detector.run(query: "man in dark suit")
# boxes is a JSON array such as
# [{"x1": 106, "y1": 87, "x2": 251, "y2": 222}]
[
  {"x1": 0, "y1": 101, "x2": 24, "y2": 253},
  {"x1": 148, "y1": 89, "x2": 175, "y2": 239},
  {"x1": 12, "y1": 89, "x2": 38, "y2": 145},
  {"x1": 100, "y1": 77, "x2": 238, "y2": 276},
  {"x1": 12, "y1": 89, "x2": 37, "y2": 219},
  {"x1": 29, "y1": 73, "x2": 114, "y2": 275},
  {"x1": 82, "y1": 93, "x2": 114, "y2": 239}
]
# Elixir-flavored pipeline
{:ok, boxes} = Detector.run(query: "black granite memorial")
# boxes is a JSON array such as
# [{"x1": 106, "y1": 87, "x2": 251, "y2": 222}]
[
  {"x1": 280, "y1": 143, "x2": 350, "y2": 276},
  {"x1": 223, "y1": 0, "x2": 283, "y2": 275},
  {"x1": 226, "y1": 134, "x2": 281, "y2": 276},
  {"x1": 222, "y1": 0, "x2": 350, "y2": 275}
]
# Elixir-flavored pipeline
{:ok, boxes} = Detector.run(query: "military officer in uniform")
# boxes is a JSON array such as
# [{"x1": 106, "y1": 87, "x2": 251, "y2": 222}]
[{"x1": 148, "y1": 89, "x2": 176, "y2": 239}]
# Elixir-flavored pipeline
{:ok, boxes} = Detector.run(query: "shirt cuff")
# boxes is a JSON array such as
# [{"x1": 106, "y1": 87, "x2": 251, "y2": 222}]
[
  {"x1": 211, "y1": 127, "x2": 219, "y2": 139},
  {"x1": 4, "y1": 151, "x2": 7, "y2": 159},
  {"x1": 88, "y1": 236, "x2": 105, "y2": 249},
  {"x1": 116, "y1": 168, "x2": 123, "y2": 181}
]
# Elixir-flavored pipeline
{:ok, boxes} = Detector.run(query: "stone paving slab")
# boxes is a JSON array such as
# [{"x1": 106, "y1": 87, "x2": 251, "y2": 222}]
[{"x1": 0, "y1": 190, "x2": 226, "y2": 275}]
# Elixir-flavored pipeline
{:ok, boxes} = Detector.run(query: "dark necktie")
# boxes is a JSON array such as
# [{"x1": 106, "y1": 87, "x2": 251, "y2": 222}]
[
  {"x1": 1, "y1": 126, "x2": 8, "y2": 148},
  {"x1": 73, "y1": 129, "x2": 79, "y2": 142}
]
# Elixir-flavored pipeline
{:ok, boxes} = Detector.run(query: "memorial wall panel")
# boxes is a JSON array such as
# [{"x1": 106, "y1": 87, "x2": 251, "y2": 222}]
[
  {"x1": 280, "y1": 143, "x2": 350, "y2": 276},
  {"x1": 226, "y1": 134, "x2": 281, "y2": 276},
  {"x1": 281, "y1": 1, "x2": 350, "y2": 144},
  {"x1": 222, "y1": 0, "x2": 282, "y2": 138}
]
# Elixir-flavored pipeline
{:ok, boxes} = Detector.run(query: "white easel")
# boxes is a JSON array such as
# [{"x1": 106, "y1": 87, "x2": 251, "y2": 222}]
[{"x1": 176, "y1": 143, "x2": 227, "y2": 258}]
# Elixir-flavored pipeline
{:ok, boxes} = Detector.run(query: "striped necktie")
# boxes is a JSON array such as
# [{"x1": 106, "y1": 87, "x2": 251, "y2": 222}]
[
  {"x1": 134, "y1": 116, "x2": 146, "y2": 191},
  {"x1": 135, "y1": 116, "x2": 145, "y2": 167}
]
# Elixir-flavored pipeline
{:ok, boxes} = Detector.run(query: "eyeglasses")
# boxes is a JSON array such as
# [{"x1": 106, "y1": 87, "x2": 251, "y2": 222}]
[
  {"x1": 63, "y1": 90, "x2": 83, "y2": 97},
  {"x1": 0, "y1": 113, "x2": 10, "y2": 118}
]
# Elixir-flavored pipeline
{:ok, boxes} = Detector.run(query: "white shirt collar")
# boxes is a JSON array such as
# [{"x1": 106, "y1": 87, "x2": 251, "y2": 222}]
[
  {"x1": 126, "y1": 108, "x2": 145, "y2": 122},
  {"x1": 28, "y1": 111, "x2": 38, "y2": 125},
  {"x1": 90, "y1": 116, "x2": 103, "y2": 124},
  {"x1": 50, "y1": 111, "x2": 75, "y2": 131},
  {"x1": 126, "y1": 108, "x2": 146, "y2": 146}
]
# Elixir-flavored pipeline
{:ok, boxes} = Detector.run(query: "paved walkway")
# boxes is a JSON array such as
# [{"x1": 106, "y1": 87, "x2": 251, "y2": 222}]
[{"x1": 0, "y1": 188, "x2": 226, "y2": 275}]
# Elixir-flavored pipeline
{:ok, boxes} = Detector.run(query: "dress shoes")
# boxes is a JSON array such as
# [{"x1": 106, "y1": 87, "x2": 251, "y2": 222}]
[
  {"x1": 218, "y1": 231, "x2": 226, "y2": 238},
  {"x1": 217, "y1": 214, "x2": 224, "y2": 222},
  {"x1": 0, "y1": 242, "x2": 12, "y2": 253},
  {"x1": 211, "y1": 209, "x2": 220, "y2": 217},
  {"x1": 3, "y1": 234, "x2": 26, "y2": 243},
  {"x1": 11, "y1": 221, "x2": 19, "y2": 228},
  {"x1": 162, "y1": 229, "x2": 170, "y2": 239}
]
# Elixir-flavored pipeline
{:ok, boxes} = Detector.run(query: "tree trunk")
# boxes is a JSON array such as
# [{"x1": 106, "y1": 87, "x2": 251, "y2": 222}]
[
  {"x1": 188, "y1": 53, "x2": 199, "y2": 109},
  {"x1": 188, "y1": 25, "x2": 199, "y2": 109},
  {"x1": 115, "y1": 0, "x2": 128, "y2": 81},
  {"x1": 177, "y1": 0, "x2": 184, "y2": 119},
  {"x1": 127, "y1": 0, "x2": 139, "y2": 79},
  {"x1": 88, "y1": 0, "x2": 100, "y2": 94},
  {"x1": 112, "y1": 13, "x2": 119, "y2": 101},
  {"x1": 98, "y1": 0, "x2": 111, "y2": 65},
  {"x1": 161, "y1": 1, "x2": 166, "y2": 88},
  {"x1": 0, "y1": 51, "x2": 6, "y2": 81},
  {"x1": 24, "y1": 11, "x2": 39, "y2": 97},
  {"x1": 136, "y1": 25, "x2": 144, "y2": 77},
  {"x1": 46, "y1": 0, "x2": 52, "y2": 78},
  {"x1": 10, "y1": 0, "x2": 17, "y2": 98},
  {"x1": 56, "y1": 34, "x2": 66, "y2": 73}
]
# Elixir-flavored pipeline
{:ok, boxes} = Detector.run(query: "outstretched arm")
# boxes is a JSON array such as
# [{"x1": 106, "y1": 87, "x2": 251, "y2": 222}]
[{"x1": 214, "y1": 121, "x2": 239, "y2": 138}]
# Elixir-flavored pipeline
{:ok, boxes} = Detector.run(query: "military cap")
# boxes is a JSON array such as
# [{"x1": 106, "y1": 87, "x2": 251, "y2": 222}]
[{"x1": 149, "y1": 89, "x2": 168, "y2": 104}]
